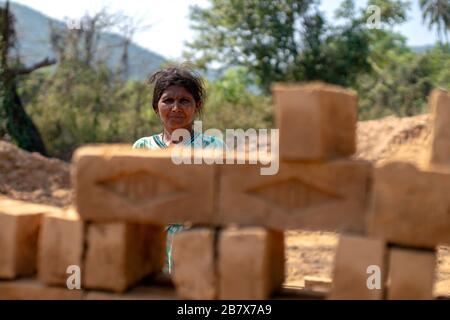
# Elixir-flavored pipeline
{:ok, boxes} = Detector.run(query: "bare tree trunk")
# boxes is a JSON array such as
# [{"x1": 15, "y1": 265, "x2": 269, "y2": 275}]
[
  {"x1": 120, "y1": 38, "x2": 130, "y2": 80},
  {"x1": 1, "y1": 1, "x2": 53, "y2": 156}
]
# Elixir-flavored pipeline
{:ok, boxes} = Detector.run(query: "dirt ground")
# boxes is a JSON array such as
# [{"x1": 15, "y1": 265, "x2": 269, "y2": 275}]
[{"x1": 1, "y1": 113, "x2": 449, "y2": 297}]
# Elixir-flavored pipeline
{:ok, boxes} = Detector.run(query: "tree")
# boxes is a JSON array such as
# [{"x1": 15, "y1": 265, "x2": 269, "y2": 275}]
[
  {"x1": 186, "y1": 0, "x2": 316, "y2": 92},
  {"x1": 365, "y1": 0, "x2": 410, "y2": 26},
  {"x1": 50, "y1": 9, "x2": 150, "y2": 81},
  {"x1": 202, "y1": 66, "x2": 273, "y2": 130},
  {"x1": 15, "y1": 8, "x2": 159, "y2": 159},
  {"x1": 357, "y1": 51, "x2": 433, "y2": 119},
  {"x1": 186, "y1": 0, "x2": 410, "y2": 92},
  {"x1": 50, "y1": 9, "x2": 119, "y2": 67},
  {"x1": 419, "y1": 0, "x2": 450, "y2": 43},
  {"x1": 115, "y1": 15, "x2": 151, "y2": 81},
  {"x1": 1, "y1": 1, "x2": 54, "y2": 155}
]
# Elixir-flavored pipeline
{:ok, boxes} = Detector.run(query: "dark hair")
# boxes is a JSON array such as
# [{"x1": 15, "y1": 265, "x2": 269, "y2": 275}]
[{"x1": 147, "y1": 65, "x2": 206, "y2": 114}]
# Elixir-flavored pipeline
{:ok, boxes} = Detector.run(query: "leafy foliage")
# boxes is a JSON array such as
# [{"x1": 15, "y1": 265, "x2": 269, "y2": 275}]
[
  {"x1": 420, "y1": 0, "x2": 450, "y2": 43},
  {"x1": 21, "y1": 60, "x2": 160, "y2": 159}
]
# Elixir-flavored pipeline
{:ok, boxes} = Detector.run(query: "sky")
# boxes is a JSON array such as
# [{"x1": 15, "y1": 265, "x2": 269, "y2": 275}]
[{"x1": 10, "y1": 0, "x2": 438, "y2": 59}]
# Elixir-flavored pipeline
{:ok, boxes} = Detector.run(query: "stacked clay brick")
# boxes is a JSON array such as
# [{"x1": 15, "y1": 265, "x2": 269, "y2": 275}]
[
  {"x1": 1, "y1": 82, "x2": 449, "y2": 300},
  {"x1": 0, "y1": 198, "x2": 81, "y2": 299},
  {"x1": 271, "y1": 83, "x2": 376, "y2": 300},
  {"x1": 39, "y1": 207, "x2": 164, "y2": 294},
  {"x1": 71, "y1": 146, "x2": 287, "y2": 299},
  {"x1": 358, "y1": 88, "x2": 450, "y2": 300},
  {"x1": 71, "y1": 82, "x2": 373, "y2": 300},
  {"x1": 0, "y1": 196, "x2": 167, "y2": 299}
]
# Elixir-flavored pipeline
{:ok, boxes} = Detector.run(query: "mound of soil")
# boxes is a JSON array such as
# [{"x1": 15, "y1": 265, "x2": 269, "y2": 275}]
[
  {"x1": 0, "y1": 141, "x2": 71, "y2": 207},
  {"x1": 356, "y1": 113, "x2": 431, "y2": 165}
]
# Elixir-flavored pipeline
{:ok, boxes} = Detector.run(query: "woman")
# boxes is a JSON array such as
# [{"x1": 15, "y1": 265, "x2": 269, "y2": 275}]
[{"x1": 133, "y1": 65, "x2": 226, "y2": 274}]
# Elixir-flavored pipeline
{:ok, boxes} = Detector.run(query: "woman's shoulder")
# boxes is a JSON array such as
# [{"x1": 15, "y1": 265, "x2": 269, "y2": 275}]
[{"x1": 132, "y1": 134, "x2": 162, "y2": 149}]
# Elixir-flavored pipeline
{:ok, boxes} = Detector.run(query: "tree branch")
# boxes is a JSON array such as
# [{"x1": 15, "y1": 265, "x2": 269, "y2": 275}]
[{"x1": 13, "y1": 57, "x2": 57, "y2": 76}]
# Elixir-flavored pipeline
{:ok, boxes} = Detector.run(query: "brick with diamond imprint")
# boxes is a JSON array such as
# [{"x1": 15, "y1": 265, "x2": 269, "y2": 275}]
[
  {"x1": 73, "y1": 145, "x2": 216, "y2": 224},
  {"x1": 218, "y1": 159, "x2": 371, "y2": 233}
]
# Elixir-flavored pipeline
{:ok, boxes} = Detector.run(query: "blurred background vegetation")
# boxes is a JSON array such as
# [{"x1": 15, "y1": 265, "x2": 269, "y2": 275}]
[{"x1": 1, "y1": 0, "x2": 450, "y2": 160}]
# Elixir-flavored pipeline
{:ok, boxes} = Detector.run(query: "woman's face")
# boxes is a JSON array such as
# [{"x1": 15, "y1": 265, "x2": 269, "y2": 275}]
[{"x1": 156, "y1": 85, "x2": 200, "y2": 132}]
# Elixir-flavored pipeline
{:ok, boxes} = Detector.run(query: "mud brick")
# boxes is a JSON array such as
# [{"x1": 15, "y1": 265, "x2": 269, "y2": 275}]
[
  {"x1": 269, "y1": 228, "x2": 286, "y2": 291},
  {"x1": 218, "y1": 159, "x2": 371, "y2": 233},
  {"x1": 84, "y1": 222, "x2": 165, "y2": 293},
  {"x1": 387, "y1": 247, "x2": 436, "y2": 300},
  {"x1": 218, "y1": 228, "x2": 285, "y2": 300},
  {"x1": 73, "y1": 145, "x2": 215, "y2": 224},
  {"x1": 329, "y1": 235, "x2": 386, "y2": 300},
  {"x1": 0, "y1": 278, "x2": 83, "y2": 300},
  {"x1": 368, "y1": 162, "x2": 450, "y2": 249},
  {"x1": 38, "y1": 208, "x2": 84, "y2": 286},
  {"x1": 272, "y1": 82, "x2": 357, "y2": 161},
  {"x1": 429, "y1": 89, "x2": 450, "y2": 168},
  {"x1": 0, "y1": 199, "x2": 59, "y2": 279},
  {"x1": 172, "y1": 228, "x2": 217, "y2": 300}
]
